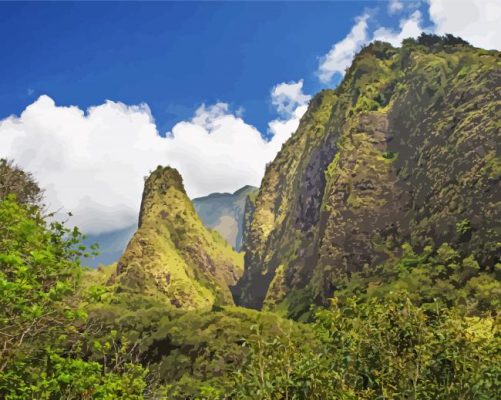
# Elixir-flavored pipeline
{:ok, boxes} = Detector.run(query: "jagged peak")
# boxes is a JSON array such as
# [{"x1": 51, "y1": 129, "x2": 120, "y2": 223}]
[
  {"x1": 144, "y1": 165, "x2": 185, "y2": 194},
  {"x1": 358, "y1": 33, "x2": 471, "y2": 58},
  {"x1": 138, "y1": 165, "x2": 186, "y2": 226},
  {"x1": 405, "y1": 32, "x2": 471, "y2": 48},
  {"x1": 345, "y1": 33, "x2": 472, "y2": 80}
]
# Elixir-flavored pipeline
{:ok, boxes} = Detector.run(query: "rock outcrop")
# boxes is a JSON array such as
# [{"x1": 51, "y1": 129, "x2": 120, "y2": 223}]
[
  {"x1": 236, "y1": 35, "x2": 500, "y2": 314},
  {"x1": 111, "y1": 166, "x2": 243, "y2": 309}
]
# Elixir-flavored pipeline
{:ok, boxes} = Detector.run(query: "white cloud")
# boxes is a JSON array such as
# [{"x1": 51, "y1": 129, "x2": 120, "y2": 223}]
[
  {"x1": 268, "y1": 104, "x2": 308, "y2": 151},
  {"x1": 0, "y1": 96, "x2": 164, "y2": 234},
  {"x1": 0, "y1": 91, "x2": 308, "y2": 234},
  {"x1": 4, "y1": 0, "x2": 495, "y2": 239},
  {"x1": 388, "y1": 0, "x2": 405, "y2": 14},
  {"x1": 428, "y1": 0, "x2": 501, "y2": 50},
  {"x1": 317, "y1": 14, "x2": 370, "y2": 83},
  {"x1": 271, "y1": 80, "x2": 311, "y2": 117},
  {"x1": 373, "y1": 11, "x2": 425, "y2": 46}
]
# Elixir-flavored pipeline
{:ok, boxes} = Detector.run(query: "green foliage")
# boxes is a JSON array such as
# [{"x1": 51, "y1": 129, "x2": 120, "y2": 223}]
[
  {"x1": 84, "y1": 296, "x2": 315, "y2": 399},
  {"x1": 416, "y1": 33, "x2": 470, "y2": 48},
  {"x1": 231, "y1": 322, "x2": 332, "y2": 400},
  {"x1": 4, "y1": 351, "x2": 147, "y2": 400},
  {"x1": 0, "y1": 196, "x2": 85, "y2": 370},
  {"x1": 456, "y1": 218, "x2": 472, "y2": 236},
  {"x1": 336, "y1": 242, "x2": 499, "y2": 314},
  {"x1": 231, "y1": 293, "x2": 500, "y2": 399},
  {"x1": 0, "y1": 196, "x2": 148, "y2": 399},
  {"x1": 381, "y1": 151, "x2": 397, "y2": 160},
  {"x1": 0, "y1": 159, "x2": 43, "y2": 206}
]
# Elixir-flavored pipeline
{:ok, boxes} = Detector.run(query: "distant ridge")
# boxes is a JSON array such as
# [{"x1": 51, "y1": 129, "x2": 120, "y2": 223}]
[{"x1": 193, "y1": 185, "x2": 258, "y2": 250}]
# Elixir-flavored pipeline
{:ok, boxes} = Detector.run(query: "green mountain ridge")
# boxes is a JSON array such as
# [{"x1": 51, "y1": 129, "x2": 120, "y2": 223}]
[
  {"x1": 2, "y1": 34, "x2": 499, "y2": 399},
  {"x1": 236, "y1": 35, "x2": 500, "y2": 316},
  {"x1": 109, "y1": 166, "x2": 243, "y2": 309}
]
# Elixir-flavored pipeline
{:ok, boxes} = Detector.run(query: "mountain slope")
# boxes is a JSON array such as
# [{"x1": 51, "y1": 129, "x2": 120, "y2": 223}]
[
  {"x1": 193, "y1": 185, "x2": 258, "y2": 250},
  {"x1": 236, "y1": 35, "x2": 500, "y2": 313},
  {"x1": 110, "y1": 166, "x2": 243, "y2": 309}
]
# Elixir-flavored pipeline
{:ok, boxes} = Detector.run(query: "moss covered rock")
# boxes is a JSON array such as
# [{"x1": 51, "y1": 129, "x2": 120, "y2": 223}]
[
  {"x1": 110, "y1": 166, "x2": 243, "y2": 309},
  {"x1": 237, "y1": 36, "x2": 500, "y2": 315}
]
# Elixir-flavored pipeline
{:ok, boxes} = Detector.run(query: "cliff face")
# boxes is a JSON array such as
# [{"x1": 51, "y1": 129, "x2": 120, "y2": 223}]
[
  {"x1": 111, "y1": 166, "x2": 243, "y2": 309},
  {"x1": 193, "y1": 185, "x2": 258, "y2": 250},
  {"x1": 237, "y1": 36, "x2": 500, "y2": 313}
]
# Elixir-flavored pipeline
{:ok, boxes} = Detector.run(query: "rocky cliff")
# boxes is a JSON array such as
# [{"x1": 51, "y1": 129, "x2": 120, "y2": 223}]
[
  {"x1": 236, "y1": 35, "x2": 500, "y2": 314},
  {"x1": 110, "y1": 166, "x2": 243, "y2": 309}
]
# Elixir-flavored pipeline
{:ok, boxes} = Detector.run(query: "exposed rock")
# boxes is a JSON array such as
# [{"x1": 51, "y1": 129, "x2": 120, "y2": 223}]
[{"x1": 237, "y1": 39, "x2": 501, "y2": 315}]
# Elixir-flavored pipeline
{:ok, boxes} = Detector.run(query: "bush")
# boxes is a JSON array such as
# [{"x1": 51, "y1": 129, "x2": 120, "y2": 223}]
[
  {"x1": 231, "y1": 292, "x2": 500, "y2": 399},
  {"x1": 0, "y1": 197, "x2": 148, "y2": 399},
  {"x1": 0, "y1": 159, "x2": 42, "y2": 206}
]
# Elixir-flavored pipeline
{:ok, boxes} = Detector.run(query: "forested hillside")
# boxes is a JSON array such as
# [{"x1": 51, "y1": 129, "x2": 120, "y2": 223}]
[{"x1": 0, "y1": 34, "x2": 499, "y2": 399}]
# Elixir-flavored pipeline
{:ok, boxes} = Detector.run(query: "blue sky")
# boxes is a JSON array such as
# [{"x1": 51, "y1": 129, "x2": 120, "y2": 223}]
[
  {"x1": 1, "y1": 1, "x2": 403, "y2": 134},
  {"x1": 0, "y1": 0, "x2": 498, "y2": 235}
]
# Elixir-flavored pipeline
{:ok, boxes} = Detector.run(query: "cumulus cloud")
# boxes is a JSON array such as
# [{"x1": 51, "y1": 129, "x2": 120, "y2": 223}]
[
  {"x1": 0, "y1": 89, "x2": 309, "y2": 234},
  {"x1": 317, "y1": 14, "x2": 370, "y2": 83},
  {"x1": 373, "y1": 10, "x2": 425, "y2": 47},
  {"x1": 388, "y1": 0, "x2": 405, "y2": 14},
  {"x1": 428, "y1": 0, "x2": 501, "y2": 50},
  {"x1": 271, "y1": 80, "x2": 311, "y2": 117}
]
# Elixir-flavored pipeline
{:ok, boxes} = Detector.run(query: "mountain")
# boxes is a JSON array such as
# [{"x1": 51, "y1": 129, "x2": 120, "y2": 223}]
[
  {"x1": 4, "y1": 34, "x2": 499, "y2": 400},
  {"x1": 193, "y1": 185, "x2": 258, "y2": 250},
  {"x1": 109, "y1": 166, "x2": 243, "y2": 309},
  {"x1": 235, "y1": 35, "x2": 500, "y2": 314},
  {"x1": 83, "y1": 186, "x2": 257, "y2": 267}
]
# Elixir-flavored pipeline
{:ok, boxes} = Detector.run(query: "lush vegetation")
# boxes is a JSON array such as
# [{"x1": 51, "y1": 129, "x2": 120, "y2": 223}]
[
  {"x1": 0, "y1": 195, "x2": 148, "y2": 399},
  {"x1": 232, "y1": 295, "x2": 499, "y2": 399},
  {"x1": 1, "y1": 172, "x2": 498, "y2": 399},
  {"x1": 2, "y1": 195, "x2": 498, "y2": 398},
  {"x1": 238, "y1": 33, "x2": 500, "y2": 315},
  {"x1": 113, "y1": 166, "x2": 243, "y2": 309},
  {"x1": 1, "y1": 35, "x2": 500, "y2": 398}
]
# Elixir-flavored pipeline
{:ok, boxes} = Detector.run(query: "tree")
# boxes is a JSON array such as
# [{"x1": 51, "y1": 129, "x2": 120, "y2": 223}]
[
  {"x1": 0, "y1": 196, "x2": 147, "y2": 399},
  {"x1": 231, "y1": 292, "x2": 500, "y2": 399},
  {"x1": 0, "y1": 159, "x2": 43, "y2": 206}
]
